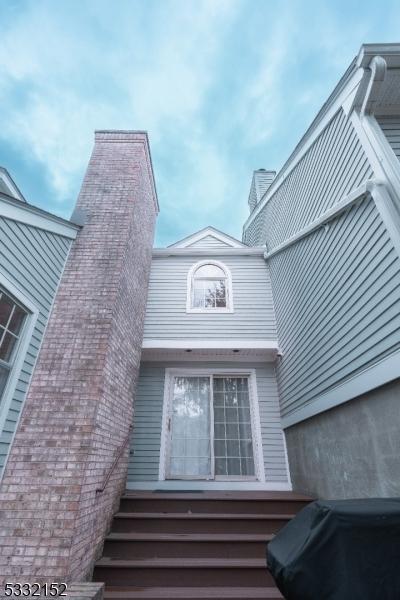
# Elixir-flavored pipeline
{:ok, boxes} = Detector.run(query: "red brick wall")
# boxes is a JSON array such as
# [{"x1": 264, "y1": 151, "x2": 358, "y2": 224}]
[{"x1": 0, "y1": 131, "x2": 158, "y2": 582}]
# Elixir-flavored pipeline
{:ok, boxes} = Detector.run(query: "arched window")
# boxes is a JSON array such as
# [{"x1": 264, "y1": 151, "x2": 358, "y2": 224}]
[{"x1": 187, "y1": 261, "x2": 233, "y2": 312}]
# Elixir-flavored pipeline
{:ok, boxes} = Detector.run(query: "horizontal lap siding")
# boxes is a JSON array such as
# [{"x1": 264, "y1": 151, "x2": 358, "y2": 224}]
[
  {"x1": 143, "y1": 255, "x2": 277, "y2": 340},
  {"x1": 377, "y1": 115, "x2": 400, "y2": 160},
  {"x1": 0, "y1": 216, "x2": 72, "y2": 474},
  {"x1": 186, "y1": 236, "x2": 232, "y2": 249},
  {"x1": 242, "y1": 108, "x2": 399, "y2": 422},
  {"x1": 128, "y1": 361, "x2": 289, "y2": 483},
  {"x1": 270, "y1": 198, "x2": 400, "y2": 418},
  {"x1": 244, "y1": 109, "x2": 373, "y2": 248}
]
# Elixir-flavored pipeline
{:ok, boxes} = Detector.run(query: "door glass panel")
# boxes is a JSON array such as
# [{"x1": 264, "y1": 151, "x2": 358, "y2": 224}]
[
  {"x1": 168, "y1": 376, "x2": 211, "y2": 479},
  {"x1": 213, "y1": 377, "x2": 255, "y2": 477}
]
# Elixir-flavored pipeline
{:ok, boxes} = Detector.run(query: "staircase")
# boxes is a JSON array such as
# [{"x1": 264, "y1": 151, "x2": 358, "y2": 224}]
[{"x1": 93, "y1": 491, "x2": 311, "y2": 599}]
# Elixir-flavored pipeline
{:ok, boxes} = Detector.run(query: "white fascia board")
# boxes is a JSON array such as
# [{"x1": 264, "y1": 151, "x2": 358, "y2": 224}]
[
  {"x1": 142, "y1": 339, "x2": 279, "y2": 350},
  {"x1": 357, "y1": 43, "x2": 400, "y2": 68},
  {"x1": 169, "y1": 226, "x2": 245, "y2": 249},
  {"x1": 281, "y1": 349, "x2": 400, "y2": 429},
  {"x1": 243, "y1": 66, "x2": 364, "y2": 232},
  {"x1": 0, "y1": 195, "x2": 80, "y2": 239},
  {"x1": 153, "y1": 247, "x2": 265, "y2": 256}
]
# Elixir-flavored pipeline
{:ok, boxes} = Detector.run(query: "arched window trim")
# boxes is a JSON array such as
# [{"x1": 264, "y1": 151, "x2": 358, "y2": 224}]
[{"x1": 186, "y1": 260, "x2": 234, "y2": 314}]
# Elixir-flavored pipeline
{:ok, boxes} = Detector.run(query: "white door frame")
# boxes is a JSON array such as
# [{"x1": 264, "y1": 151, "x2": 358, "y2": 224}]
[{"x1": 158, "y1": 367, "x2": 265, "y2": 483}]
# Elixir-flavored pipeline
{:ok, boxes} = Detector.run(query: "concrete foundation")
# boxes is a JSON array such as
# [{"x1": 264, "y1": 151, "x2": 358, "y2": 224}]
[{"x1": 285, "y1": 379, "x2": 400, "y2": 499}]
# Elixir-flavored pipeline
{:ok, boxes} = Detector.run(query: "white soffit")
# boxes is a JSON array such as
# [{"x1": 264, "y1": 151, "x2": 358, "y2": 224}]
[{"x1": 141, "y1": 340, "x2": 280, "y2": 362}]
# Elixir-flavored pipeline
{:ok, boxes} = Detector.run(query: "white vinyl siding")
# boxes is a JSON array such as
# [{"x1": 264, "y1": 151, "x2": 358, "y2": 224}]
[{"x1": 144, "y1": 255, "x2": 277, "y2": 340}]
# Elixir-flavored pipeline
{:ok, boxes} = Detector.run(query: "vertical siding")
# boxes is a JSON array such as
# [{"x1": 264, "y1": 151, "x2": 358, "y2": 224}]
[
  {"x1": 144, "y1": 255, "x2": 277, "y2": 340},
  {"x1": 128, "y1": 361, "x2": 289, "y2": 484},
  {"x1": 269, "y1": 198, "x2": 400, "y2": 418},
  {"x1": 244, "y1": 109, "x2": 374, "y2": 248},
  {"x1": 376, "y1": 115, "x2": 400, "y2": 160},
  {"x1": 0, "y1": 216, "x2": 72, "y2": 473}
]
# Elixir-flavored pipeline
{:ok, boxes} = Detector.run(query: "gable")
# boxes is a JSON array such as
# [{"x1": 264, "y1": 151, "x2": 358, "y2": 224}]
[
  {"x1": 186, "y1": 234, "x2": 234, "y2": 249},
  {"x1": 0, "y1": 168, "x2": 26, "y2": 203},
  {"x1": 169, "y1": 226, "x2": 246, "y2": 249}
]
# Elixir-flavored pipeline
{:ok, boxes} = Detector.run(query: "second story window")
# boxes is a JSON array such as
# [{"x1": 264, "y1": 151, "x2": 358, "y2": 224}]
[
  {"x1": 187, "y1": 261, "x2": 233, "y2": 312},
  {"x1": 0, "y1": 289, "x2": 27, "y2": 402}
]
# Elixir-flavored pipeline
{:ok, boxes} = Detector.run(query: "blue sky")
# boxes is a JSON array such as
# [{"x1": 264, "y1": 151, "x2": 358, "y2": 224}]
[{"x1": 0, "y1": 0, "x2": 399, "y2": 246}]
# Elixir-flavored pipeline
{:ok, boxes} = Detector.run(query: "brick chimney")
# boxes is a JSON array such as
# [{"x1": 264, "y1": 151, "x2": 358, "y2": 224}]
[
  {"x1": 0, "y1": 131, "x2": 158, "y2": 582},
  {"x1": 248, "y1": 169, "x2": 276, "y2": 212}
]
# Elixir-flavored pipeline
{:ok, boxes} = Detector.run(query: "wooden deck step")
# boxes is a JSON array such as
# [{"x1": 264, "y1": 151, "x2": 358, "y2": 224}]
[
  {"x1": 120, "y1": 491, "x2": 310, "y2": 515},
  {"x1": 93, "y1": 490, "x2": 312, "y2": 597},
  {"x1": 112, "y1": 512, "x2": 294, "y2": 534},
  {"x1": 93, "y1": 558, "x2": 275, "y2": 587},
  {"x1": 103, "y1": 532, "x2": 274, "y2": 559},
  {"x1": 104, "y1": 587, "x2": 283, "y2": 599}
]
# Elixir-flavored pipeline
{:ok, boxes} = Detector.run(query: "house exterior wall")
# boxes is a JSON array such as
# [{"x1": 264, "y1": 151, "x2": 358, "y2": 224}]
[
  {"x1": 242, "y1": 104, "x2": 400, "y2": 426},
  {"x1": 0, "y1": 216, "x2": 72, "y2": 474},
  {"x1": 242, "y1": 47, "x2": 400, "y2": 499},
  {"x1": 243, "y1": 109, "x2": 373, "y2": 248},
  {"x1": 143, "y1": 254, "x2": 277, "y2": 341},
  {"x1": 0, "y1": 131, "x2": 158, "y2": 583},
  {"x1": 127, "y1": 361, "x2": 289, "y2": 485},
  {"x1": 376, "y1": 115, "x2": 400, "y2": 161},
  {"x1": 269, "y1": 196, "x2": 400, "y2": 421},
  {"x1": 285, "y1": 378, "x2": 400, "y2": 498}
]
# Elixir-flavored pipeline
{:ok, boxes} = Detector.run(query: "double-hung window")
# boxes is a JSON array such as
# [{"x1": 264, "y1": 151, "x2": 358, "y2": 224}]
[{"x1": 0, "y1": 289, "x2": 27, "y2": 402}]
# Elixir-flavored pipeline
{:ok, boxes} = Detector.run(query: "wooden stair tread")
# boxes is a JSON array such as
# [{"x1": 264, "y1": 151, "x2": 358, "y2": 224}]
[
  {"x1": 104, "y1": 587, "x2": 283, "y2": 598},
  {"x1": 106, "y1": 532, "x2": 274, "y2": 542},
  {"x1": 96, "y1": 558, "x2": 267, "y2": 568},
  {"x1": 122, "y1": 491, "x2": 311, "y2": 501},
  {"x1": 115, "y1": 512, "x2": 294, "y2": 520}
]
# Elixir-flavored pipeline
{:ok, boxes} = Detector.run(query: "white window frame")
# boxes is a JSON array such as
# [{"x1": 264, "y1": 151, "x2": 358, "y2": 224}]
[
  {"x1": 186, "y1": 260, "x2": 234, "y2": 313},
  {"x1": 0, "y1": 271, "x2": 39, "y2": 434},
  {"x1": 159, "y1": 368, "x2": 265, "y2": 483}
]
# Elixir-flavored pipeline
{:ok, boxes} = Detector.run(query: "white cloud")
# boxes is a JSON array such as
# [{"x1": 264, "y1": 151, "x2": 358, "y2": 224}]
[{"x1": 0, "y1": 0, "x2": 240, "y2": 206}]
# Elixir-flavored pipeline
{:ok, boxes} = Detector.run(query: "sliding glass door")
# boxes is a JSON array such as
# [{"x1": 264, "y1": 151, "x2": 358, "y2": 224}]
[{"x1": 166, "y1": 374, "x2": 256, "y2": 480}]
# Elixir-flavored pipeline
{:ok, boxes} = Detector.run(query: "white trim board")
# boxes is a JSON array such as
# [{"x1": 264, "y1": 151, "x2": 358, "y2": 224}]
[
  {"x1": 0, "y1": 195, "x2": 80, "y2": 239},
  {"x1": 281, "y1": 349, "x2": 400, "y2": 429},
  {"x1": 152, "y1": 248, "x2": 265, "y2": 257},
  {"x1": 127, "y1": 481, "x2": 292, "y2": 491},
  {"x1": 142, "y1": 340, "x2": 279, "y2": 350}
]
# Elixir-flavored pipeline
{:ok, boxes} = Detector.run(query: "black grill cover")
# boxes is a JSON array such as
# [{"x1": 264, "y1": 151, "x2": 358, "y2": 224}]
[{"x1": 267, "y1": 498, "x2": 400, "y2": 600}]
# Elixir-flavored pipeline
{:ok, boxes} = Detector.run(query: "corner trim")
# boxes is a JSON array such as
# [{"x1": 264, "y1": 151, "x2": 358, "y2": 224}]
[{"x1": 281, "y1": 349, "x2": 400, "y2": 428}]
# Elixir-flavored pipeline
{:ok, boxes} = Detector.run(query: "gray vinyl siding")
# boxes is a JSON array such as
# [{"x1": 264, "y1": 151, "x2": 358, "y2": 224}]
[
  {"x1": 0, "y1": 216, "x2": 72, "y2": 474},
  {"x1": 143, "y1": 254, "x2": 277, "y2": 340},
  {"x1": 269, "y1": 197, "x2": 400, "y2": 419},
  {"x1": 128, "y1": 361, "x2": 289, "y2": 484},
  {"x1": 244, "y1": 109, "x2": 373, "y2": 248},
  {"x1": 377, "y1": 115, "x2": 400, "y2": 160},
  {"x1": 240, "y1": 106, "x2": 400, "y2": 422}
]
